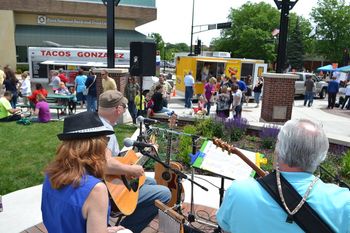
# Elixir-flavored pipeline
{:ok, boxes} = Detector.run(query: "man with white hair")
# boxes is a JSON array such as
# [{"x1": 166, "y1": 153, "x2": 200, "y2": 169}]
[{"x1": 217, "y1": 119, "x2": 350, "y2": 233}]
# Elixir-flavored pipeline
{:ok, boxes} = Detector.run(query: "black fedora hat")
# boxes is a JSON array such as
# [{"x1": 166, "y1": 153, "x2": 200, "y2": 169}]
[{"x1": 57, "y1": 112, "x2": 114, "y2": 140}]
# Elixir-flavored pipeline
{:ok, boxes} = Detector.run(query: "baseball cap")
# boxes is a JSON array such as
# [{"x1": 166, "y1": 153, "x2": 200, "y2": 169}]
[{"x1": 99, "y1": 90, "x2": 128, "y2": 108}]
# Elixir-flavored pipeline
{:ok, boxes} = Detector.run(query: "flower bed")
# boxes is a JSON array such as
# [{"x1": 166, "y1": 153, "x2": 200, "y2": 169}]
[{"x1": 145, "y1": 117, "x2": 350, "y2": 186}]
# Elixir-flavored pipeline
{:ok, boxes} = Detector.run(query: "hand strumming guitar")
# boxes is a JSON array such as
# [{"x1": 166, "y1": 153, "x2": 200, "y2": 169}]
[{"x1": 128, "y1": 164, "x2": 144, "y2": 178}]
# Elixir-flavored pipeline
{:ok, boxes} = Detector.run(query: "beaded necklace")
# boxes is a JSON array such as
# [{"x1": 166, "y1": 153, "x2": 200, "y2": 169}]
[{"x1": 276, "y1": 168, "x2": 319, "y2": 223}]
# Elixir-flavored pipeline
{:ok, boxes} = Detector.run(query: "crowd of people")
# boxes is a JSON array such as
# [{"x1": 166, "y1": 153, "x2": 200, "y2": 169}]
[
  {"x1": 1, "y1": 64, "x2": 349, "y2": 232},
  {"x1": 183, "y1": 70, "x2": 264, "y2": 119}
]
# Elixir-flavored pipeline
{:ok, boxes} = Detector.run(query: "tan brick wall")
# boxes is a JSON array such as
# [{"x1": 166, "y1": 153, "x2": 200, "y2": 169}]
[
  {"x1": 0, "y1": 0, "x2": 156, "y2": 26},
  {"x1": 260, "y1": 73, "x2": 298, "y2": 123}
]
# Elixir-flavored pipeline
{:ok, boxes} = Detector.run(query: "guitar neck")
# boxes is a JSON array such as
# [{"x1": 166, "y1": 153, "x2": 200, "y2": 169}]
[{"x1": 213, "y1": 137, "x2": 266, "y2": 177}]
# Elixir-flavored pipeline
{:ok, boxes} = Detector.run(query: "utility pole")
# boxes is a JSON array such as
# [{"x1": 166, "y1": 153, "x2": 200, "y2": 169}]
[{"x1": 274, "y1": 0, "x2": 298, "y2": 73}]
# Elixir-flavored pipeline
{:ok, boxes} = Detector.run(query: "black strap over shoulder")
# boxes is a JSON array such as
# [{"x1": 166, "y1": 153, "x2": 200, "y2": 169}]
[{"x1": 257, "y1": 171, "x2": 334, "y2": 233}]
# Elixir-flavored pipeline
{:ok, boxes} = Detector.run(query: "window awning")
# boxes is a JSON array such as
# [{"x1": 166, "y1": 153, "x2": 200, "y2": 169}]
[
  {"x1": 41, "y1": 60, "x2": 129, "y2": 69},
  {"x1": 196, "y1": 59, "x2": 227, "y2": 63}
]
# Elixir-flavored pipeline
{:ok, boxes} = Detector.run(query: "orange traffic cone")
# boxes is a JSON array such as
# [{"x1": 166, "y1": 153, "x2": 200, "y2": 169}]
[{"x1": 172, "y1": 88, "x2": 176, "y2": 97}]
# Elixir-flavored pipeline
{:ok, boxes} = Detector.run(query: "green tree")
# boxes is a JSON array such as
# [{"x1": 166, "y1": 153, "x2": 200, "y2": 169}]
[
  {"x1": 287, "y1": 17, "x2": 304, "y2": 71},
  {"x1": 211, "y1": 2, "x2": 313, "y2": 65},
  {"x1": 150, "y1": 33, "x2": 164, "y2": 50},
  {"x1": 211, "y1": 2, "x2": 281, "y2": 63},
  {"x1": 311, "y1": 0, "x2": 350, "y2": 63}
]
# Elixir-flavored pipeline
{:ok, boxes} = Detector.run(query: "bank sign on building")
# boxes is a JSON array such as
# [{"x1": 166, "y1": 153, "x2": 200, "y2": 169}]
[{"x1": 0, "y1": 0, "x2": 156, "y2": 69}]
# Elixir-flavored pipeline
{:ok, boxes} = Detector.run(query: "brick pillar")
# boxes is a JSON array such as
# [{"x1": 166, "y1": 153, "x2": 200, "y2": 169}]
[
  {"x1": 94, "y1": 68, "x2": 129, "y2": 100},
  {"x1": 260, "y1": 73, "x2": 298, "y2": 123}
]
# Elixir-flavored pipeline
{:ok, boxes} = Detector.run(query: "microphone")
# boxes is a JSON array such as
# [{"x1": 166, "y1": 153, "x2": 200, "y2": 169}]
[
  {"x1": 123, "y1": 138, "x2": 154, "y2": 148},
  {"x1": 136, "y1": 116, "x2": 158, "y2": 125}
]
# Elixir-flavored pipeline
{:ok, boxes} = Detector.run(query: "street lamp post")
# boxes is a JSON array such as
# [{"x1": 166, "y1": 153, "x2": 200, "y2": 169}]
[
  {"x1": 102, "y1": 0, "x2": 121, "y2": 68},
  {"x1": 163, "y1": 44, "x2": 166, "y2": 73},
  {"x1": 274, "y1": 0, "x2": 298, "y2": 73},
  {"x1": 189, "y1": 0, "x2": 195, "y2": 56}
]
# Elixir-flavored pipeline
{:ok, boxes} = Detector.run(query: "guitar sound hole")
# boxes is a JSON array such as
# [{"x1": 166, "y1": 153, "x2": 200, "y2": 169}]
[{"x1": 162, "y1": 171, "x2": 171, "y2": 182}]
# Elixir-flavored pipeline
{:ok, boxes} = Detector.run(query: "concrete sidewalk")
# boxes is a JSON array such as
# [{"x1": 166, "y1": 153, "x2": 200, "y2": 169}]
[{"x1": 166, "y1": 95, "x2": 350, "y2": 142}]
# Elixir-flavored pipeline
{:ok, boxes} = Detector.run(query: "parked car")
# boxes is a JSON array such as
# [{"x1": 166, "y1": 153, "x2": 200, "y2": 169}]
[
  {"x1": 142, "y1": 76, "x2": 158, "y2": 95},
  {"x1": 289, "y1": 72, "x2": 328, "y2": 99},
  {"x1": 160, "y1": 60, "x2": 175, "y2": 69}
]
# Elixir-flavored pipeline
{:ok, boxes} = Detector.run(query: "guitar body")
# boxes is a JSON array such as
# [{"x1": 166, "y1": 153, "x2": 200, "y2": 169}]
[
  {"x1": 154, "y1": 161, "x2": 185, "y2": 207},
  {"x1": 105, "y1": 150, "x2": 146, "y2": 216}
]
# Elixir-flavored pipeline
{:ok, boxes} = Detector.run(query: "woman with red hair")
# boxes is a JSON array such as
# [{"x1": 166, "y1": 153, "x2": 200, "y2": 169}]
[{"x1": 41, "y1": 112, "x2": 128, "y2": 233}]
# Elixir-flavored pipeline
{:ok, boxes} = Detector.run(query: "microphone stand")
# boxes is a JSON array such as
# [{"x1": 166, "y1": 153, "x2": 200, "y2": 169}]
[
  {"x1": 140, "y1": 146, "x2": 208, "y2": 215},
  {"x1": 188, "y1": 135, "x2": 199, "y2": 223}
]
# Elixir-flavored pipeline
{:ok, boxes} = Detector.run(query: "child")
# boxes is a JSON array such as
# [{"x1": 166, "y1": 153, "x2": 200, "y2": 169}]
[
  {"x1": 195, "y1": 95, "x2": 207, "y2": 115},
  {"x1": 68, "y1": 86, "x2": 77, "y2": 115},
  {"x1": 145, "y1": 92, "x2": 154, "y2": 117},
  {"x1": 31, "y1": 94, "x2": 51, "y2": 123},
  {"x1": 216, "y1": 86, "x2": 231, "y2": 118},
  {"x1": 134, "y1": 90, "x2": 146, "y2": 117}
]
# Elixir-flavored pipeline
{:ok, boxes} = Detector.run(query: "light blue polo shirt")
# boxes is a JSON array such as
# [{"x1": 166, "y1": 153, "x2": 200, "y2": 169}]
[
  {"x1": 184, "y1": 74, "x2": 194, "y2": 87},
  {"x1": 217, "y1": 171, "x2": 350, "y2": 233}
]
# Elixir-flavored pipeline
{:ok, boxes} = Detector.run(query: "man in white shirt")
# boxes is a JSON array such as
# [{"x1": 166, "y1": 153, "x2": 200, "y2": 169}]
[{"x1": 184, "y1": 71, "x2": 195, "y2": 108}]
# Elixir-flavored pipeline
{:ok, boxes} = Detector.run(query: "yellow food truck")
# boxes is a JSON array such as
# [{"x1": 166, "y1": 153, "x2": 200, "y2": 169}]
[{"x1": 175, "y1": 52, "x2": 267, "y2": 98}]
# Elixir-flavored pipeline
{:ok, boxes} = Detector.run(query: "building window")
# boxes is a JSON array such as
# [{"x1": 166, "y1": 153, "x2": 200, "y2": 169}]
[{"x1": 16, "y1": 46, "x2": 28, "y2": 63}]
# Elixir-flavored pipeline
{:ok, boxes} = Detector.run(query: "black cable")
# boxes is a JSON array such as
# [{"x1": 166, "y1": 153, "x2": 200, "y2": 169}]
[{"x1": 193, "y1": 175, "x2": 223, "y2": 190}]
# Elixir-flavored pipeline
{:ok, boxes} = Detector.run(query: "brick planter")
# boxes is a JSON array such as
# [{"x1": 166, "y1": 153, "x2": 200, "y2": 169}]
[{"x1": 260, "y1": 73, "x2": 298, "y2": 123}]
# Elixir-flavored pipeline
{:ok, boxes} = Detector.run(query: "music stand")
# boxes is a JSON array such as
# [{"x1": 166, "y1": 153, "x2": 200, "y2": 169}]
[{"x1": 191, "y1": 140, "x2": 261, "y2": 232}]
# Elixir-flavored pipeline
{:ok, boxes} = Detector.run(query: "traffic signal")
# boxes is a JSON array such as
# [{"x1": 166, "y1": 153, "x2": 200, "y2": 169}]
[
  {"x1": 217, "y1": 22, "x2": 232, "y2": 29},
  {"x1": 194, "y1": 40, "x2": 201, "y2": 55}
]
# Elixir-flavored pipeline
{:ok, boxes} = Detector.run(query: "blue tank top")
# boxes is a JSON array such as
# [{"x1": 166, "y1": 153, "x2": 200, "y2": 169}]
[{"x1": 41, "y1": 174, "x2": 110, "y2": 233}]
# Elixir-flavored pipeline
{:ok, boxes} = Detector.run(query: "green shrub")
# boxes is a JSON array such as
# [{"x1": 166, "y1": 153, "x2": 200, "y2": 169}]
[
  {"x1": 177, "y1": 125, "x2": 197, "y2": 165},
  {"x1": 341, "y1": 150, "x2": 350, "y2": 177},
  {"x1": 224, "y1": 118, "x2": 249, "y2": 142},
  {"x1": 196, "y1": 117, "x2": 224, "y2": 138}
]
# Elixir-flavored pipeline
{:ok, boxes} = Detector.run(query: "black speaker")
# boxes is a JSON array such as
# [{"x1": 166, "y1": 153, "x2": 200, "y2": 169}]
[{"x1": 129, "y1": 42, "x2": 156, "y2": 76}]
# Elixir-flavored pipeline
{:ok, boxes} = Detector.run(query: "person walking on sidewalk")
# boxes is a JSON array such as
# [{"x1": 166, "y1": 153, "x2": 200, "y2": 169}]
[
  {"x1": 184, "y1": 71, "x2": 194, "y2": 108},
  {"x1": 341, "y1": 81, "x2": 350, "y2": 110},
  {"x1": 304, "y1": 75, "x2": 315, "y2": 107},
  {"x1": 327, "y1": 76, "x2": 339, "y2": 109},
  {"x1": 253, "y1": 77, "x2": 263, "y2": 108}
]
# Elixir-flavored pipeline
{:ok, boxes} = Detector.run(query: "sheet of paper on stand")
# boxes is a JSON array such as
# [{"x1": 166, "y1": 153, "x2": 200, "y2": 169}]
[{"x1": 192, "y1": 140, "x2": 258, "y2": 180}]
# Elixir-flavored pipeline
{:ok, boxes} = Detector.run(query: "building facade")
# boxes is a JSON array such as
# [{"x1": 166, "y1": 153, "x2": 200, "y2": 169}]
[{"x1": 0, "y1": 0, "x2": 156, "y2": 69}]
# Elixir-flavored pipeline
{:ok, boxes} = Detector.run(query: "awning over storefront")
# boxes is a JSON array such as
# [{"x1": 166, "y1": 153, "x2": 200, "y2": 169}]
[
  {"x1": 41, "y1": 60, "x2": 129, "y2": 68},
  {"x1": 15, "y1": 25, "x2": 152, "y2": 48}
]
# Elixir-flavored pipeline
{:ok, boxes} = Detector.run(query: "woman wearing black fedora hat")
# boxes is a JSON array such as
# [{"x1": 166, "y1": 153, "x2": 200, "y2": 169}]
[{"x1": 41, "y1": 112, "x2": 129, "y2": 233}]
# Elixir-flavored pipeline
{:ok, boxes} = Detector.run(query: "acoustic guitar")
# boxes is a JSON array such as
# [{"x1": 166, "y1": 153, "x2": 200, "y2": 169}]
[
  {"x1": 154, "y1": 113, "x2": 185, "y2": 207},
  {"x1": 105, "y1": 149, "x2": 149, "y2": 215}
]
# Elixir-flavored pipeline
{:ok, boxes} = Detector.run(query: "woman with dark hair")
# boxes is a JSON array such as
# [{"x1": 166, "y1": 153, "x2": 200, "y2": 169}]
[
  {"x1": 124, "y1": 76, "x2": 139, "y2": 124},
  {"x1": 3, "y1": 66, "x2": 19, "y2": 108},
  {"x1": 42, "y1": 112, "x2": 128, "y2": 233}
]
